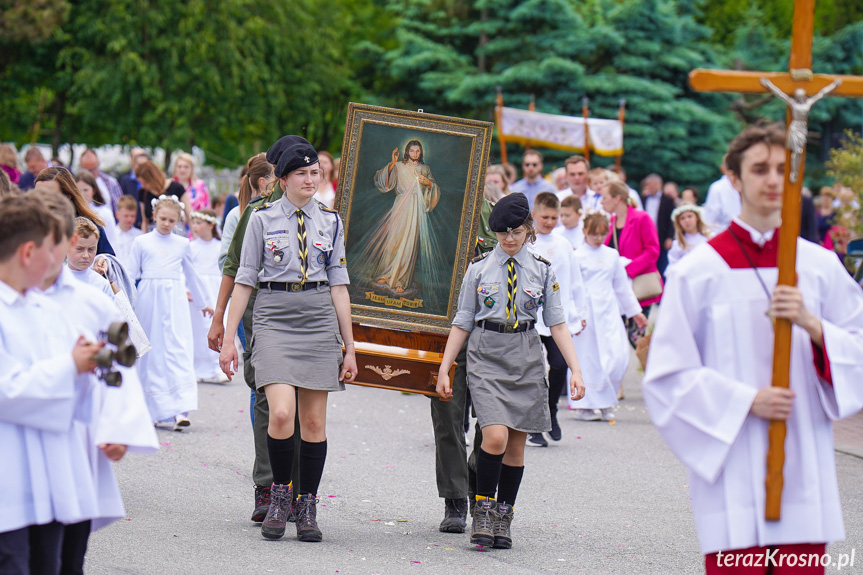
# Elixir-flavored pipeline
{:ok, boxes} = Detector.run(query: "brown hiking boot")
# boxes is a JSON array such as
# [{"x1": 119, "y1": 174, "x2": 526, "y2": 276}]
[
  {"x1": 261, "y1": 483, "x2": 292, "y2": 540},
  {"x1": 492, "y1": 502, "x2": 514, "y2": 549},
  {"x1": 295, "y1": 494, "x2": 322, "y2": 542},
  {"x1": 469, "y1": 498, "x2": 495, "y2": 546},
  {"x1": 252, "y1": 485, "x2": 270, "y2": 522}
]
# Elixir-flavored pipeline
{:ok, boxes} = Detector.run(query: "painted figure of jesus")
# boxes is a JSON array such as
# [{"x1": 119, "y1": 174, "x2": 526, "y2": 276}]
[{"x1": 368, "y1": 140, "x2": 441, "y2": 293}]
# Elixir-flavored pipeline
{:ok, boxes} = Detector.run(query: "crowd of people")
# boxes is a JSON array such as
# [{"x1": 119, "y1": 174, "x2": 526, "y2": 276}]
[{"x1": 1, "y1": 125, "x2": 862, "y2": 573}]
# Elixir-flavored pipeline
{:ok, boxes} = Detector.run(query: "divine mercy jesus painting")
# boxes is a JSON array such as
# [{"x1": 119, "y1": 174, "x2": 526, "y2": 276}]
[{"x1": 335, "y1": 104, "x2": 493, "y2": 334}]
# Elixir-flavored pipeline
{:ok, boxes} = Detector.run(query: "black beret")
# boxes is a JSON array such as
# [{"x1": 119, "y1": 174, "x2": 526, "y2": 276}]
[
  {"x1": 489, "y1": 193, "x2": 530, "y2": 233},
  {"x1": 268, "y1": 136, "x2": 318, "y2": 178}
]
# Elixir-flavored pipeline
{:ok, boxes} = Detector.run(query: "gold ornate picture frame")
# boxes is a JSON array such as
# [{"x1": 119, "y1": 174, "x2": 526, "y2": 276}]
[{"x1": 336, "y1": 103, "x2": 493, "y2": 335}]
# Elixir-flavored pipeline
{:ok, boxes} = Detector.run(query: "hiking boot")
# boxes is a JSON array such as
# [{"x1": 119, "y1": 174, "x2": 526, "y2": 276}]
[
  {"x1": 261, "y1": 483, "x2": 292, "y2": 540},
  {"x1": 470, "y1": 498, "x2": 495, "y2": 546},
  {"x1": 549, "y1": 416, "x2": 562, "y2": 441},
  {"x1": 439, "y1": 498, "x2": 468, "y2": 533},
  {"x1": 492, "y1": 502, "x2": 514, "y2": 549},
  {"x1": 251, "y1": 485, "x2": 270, "y2": 522},
  {"x1": 295, "y1": 494, "x2": 322, "y2": 542},
  {"x1": 527, "y1": 432, "x2": 548, "y2": 447}
]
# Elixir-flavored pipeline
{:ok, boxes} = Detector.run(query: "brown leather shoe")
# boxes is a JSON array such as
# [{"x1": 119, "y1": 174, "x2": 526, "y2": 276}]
[
  {"x1": 492, "y1": 502, "x2": 514, "y2": 549},
  {"x1": 470, "y1": 498, "x2": 495, "y2": 546}
]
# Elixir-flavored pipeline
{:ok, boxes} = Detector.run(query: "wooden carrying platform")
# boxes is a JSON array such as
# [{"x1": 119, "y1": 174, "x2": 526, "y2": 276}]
[{"x1": 348, "y1": 323, "x2": 453, "y2": 399}]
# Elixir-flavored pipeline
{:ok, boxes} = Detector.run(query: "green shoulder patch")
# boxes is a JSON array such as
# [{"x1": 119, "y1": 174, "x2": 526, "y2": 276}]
[{"x1": 533, "y1": 254, "x2": 552, "y2": 266}]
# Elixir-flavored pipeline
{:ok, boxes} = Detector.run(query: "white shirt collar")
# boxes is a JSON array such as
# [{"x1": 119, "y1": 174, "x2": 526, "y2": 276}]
[
  {"x1": 732, "y1": 216, "x2": 775, "y2": 247},
  {"x1": 0, "y1": 279, "x2": 25, "y2": 305}
]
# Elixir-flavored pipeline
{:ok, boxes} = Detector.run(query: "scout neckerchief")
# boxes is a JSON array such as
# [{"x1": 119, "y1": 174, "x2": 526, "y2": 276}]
[
  {"x1": 506, "y1": 257, "x2": 519, "y2": 329},
  {"x1": 296, "y1": 208, "x2": 309, "y2": 285}
]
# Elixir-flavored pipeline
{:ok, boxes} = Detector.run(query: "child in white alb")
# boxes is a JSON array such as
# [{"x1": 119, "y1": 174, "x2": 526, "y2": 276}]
[
  {"x1": 112, "y1": 195, "x2": 143, "y2": 272},
  {"x1": 66, "y1": 217, "x2": 114, "y2": 298},
  {"x1": 130, "y1": 195, "x2": 213, "y2": 430},
  {"x1": 667, "y1": 204, "x2": 712, "y2": 268},
  {"x1": 189, "y1": 209, "x2": 229, "y2": 383},
  {"x1": 552, "y1": 195, "x2": 584, "y2": 250},
  {"x1": 569, "y1": 210, "x2": 647, "y2": 421}
]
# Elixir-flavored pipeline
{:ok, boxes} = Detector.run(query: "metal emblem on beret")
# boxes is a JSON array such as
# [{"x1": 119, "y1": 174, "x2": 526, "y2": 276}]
[{"x1": 304, "y1": 156, "x2": 310, "y2": 163}]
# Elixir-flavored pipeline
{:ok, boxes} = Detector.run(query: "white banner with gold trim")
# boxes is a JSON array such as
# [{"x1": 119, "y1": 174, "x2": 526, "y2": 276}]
[{"x1": 498, "y1": 107, "x2": 623, "y2": 157}]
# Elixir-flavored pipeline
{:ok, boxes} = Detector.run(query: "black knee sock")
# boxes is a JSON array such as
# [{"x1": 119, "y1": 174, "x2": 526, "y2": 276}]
[
  {"x1": 476, "y1": 448, "x2": 504, "y2": 499},
  {"x1": 496, "y1": 464, "x2": 524, "y2": 506},
  {"x1": 267, "y1": 434, "x2": 295, "y2": 486},
  {"x1": 298, "y1": 439, "x2": 328, "y2": 496}
]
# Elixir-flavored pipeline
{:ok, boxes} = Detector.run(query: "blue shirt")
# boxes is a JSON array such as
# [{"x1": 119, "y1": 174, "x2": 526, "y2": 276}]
[{"x1": 510, "y1": 178, "x2": 557, "y2": 209}]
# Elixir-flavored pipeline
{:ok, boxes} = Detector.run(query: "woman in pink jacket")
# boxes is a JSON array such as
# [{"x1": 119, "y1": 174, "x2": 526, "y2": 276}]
[{"x1": 601, "y1": 180, "x2": 662, "y2": 308}]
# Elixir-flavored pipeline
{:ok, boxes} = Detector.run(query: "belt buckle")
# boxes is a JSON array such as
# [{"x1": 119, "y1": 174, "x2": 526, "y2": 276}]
[
  {"x1": 504, "y1": 324, "x2": 514, "y2": 333},
  {"x1": 291, "y1": 283, "x2": 301, "y2": 292}
]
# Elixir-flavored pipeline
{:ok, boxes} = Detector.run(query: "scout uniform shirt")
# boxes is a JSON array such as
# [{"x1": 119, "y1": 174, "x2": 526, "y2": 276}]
[
  {"x1": 236, "y1": 196, "x2": 349, "y2": 288},
  {"x1": 453, "y1": 243, "x2": 565, "y2": 332},
  {"x1": 223, "y1": 185, "x2": 284, "y2": 282}
]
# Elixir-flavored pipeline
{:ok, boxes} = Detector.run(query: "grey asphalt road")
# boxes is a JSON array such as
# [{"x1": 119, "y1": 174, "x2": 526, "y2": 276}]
[{"x1": 86, "y1": 356, "x2": 863, "y2": 575}]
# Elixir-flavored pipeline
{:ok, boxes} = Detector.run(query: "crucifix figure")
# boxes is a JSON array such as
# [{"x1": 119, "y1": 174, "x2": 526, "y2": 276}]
[
  {"x1": 759, "y1": 77, "x2": 842, "y2": 183},
  {"x1": 688, "y1": 0, "x2": 863, "y2": 523}
]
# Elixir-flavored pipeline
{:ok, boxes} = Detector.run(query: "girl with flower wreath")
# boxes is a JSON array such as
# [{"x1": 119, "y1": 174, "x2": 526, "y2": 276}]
[
  {"x1": 130, "y1": 195, "x2": 214, "y2": 429},
  {"x1": 667, "y1": 204, "x2": 712, "y2": 268}
]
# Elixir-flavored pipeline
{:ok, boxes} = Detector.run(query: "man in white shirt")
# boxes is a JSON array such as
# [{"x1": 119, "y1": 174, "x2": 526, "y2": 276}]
[
  {"x1": 80, "y1": 148, "x2": 123, "y2": 215},
  {"x1": 702, "y1": 156, "x2": 741, "y2": 234},
  {"x1": 556, "y1": 155, "x2": 600, "y2": 211},
  {"x1": 510, "y1": 150, "x2": 556, "y2": 208}
]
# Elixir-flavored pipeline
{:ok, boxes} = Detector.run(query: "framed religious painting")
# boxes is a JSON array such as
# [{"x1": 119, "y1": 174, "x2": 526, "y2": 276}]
[{"x1": 335, "y1": 103, "x2": 493, "y2": 335}]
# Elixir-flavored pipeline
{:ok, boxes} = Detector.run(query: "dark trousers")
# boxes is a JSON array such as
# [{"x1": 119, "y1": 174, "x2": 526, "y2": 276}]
[
  {"x1": 59, "y1": 521, "x2": 90, "y2": 575},
  {"x1": 541, "y1": 335, "x2": 568, "y2": 420},
  {"x1": 430, "y1": 343, "x2": 469, "y2": 499},
  {"x1": 0, "y1": 521, "x2": 64, "y2": 575}
]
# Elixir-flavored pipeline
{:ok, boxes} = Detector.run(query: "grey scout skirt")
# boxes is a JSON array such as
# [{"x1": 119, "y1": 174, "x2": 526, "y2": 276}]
[
  {"x1": 466, "y1": 326, "x2": 550, "y2": 433},
  {"x1": 251, "y1": 285, "x2": 345, "y2": 392}
]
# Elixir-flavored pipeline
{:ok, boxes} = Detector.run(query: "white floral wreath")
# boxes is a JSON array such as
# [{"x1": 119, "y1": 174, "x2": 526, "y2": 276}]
[
  {"x1": 151, "y1": 194, "x2": 185, "y2": 219},
  {"x1": 671, "y1": 203, "x2": 704, "y2": 221},
  {"x1": 582, "y1": 208, "x2": 611, "y2": 222},
  {"x1": 190, "y1": 211, "x2": 219, "y2": 226}
]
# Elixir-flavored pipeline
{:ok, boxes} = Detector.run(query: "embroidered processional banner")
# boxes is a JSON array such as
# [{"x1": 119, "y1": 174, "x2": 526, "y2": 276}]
[{"x1": 499, "y1": 107, "x2": 623, "y2": 157}]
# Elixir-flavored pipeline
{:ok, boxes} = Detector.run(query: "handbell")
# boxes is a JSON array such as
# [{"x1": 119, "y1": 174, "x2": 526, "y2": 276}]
[
  {"x1": 115, "y1": 344, "x2": 137, "y2": 368},
  {"x1": 93, "y1": 347, "x2": 115, "y2": 368},
  {"x1": 104, "y1": 371, "x2": 123, "y2": 387},
  {"x1": 107, "y1": 322, "x2": 129, "y2": 346}
]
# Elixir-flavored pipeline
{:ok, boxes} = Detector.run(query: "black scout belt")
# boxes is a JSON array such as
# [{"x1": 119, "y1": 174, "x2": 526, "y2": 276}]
[
  {"x1": 261, "y1": 281, "x2": 329, "y2": 292},
  {"x1": 476, "y1": 320, "x2": 534, "y2": 333}
]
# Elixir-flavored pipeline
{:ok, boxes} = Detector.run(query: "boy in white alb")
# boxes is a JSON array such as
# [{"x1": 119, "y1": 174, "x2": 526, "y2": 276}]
[
  {"x1": 32, "y1": 189, "x2": 159, "y2": 572},
  {"x1": 644, "y1": 124, "x2": 863, "y2": 573},
  {"x1": 66, "y1": 217, "x2": 114, "y2": 298},
  {"x1": 113, "y1": 195, "x2": 143, "y2": 271},
  {"x1": 552, "y1": 195, "x2": 584, "y2": 250},
  {"x1": 0, "y1": 195, "x2": 103, "y2": 573},
  {"x1": 527, "y1": 192, "x2": 587, "y2": 446}
]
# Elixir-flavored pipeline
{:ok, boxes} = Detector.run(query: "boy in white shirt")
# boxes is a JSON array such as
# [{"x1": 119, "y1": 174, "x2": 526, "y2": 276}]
[
  {"x1": 0, "y1": 195, "x2": 103, "y2": 573},
  {"x1": 528, "y1": 192, "x2": 587, "y2": 446}
]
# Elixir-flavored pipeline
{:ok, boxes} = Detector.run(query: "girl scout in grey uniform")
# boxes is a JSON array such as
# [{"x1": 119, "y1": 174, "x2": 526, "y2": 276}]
[
  {"x1": 437, "y1": 193, "x2": 586, "y2": 549},
  {"x1": 220, "y1": 136, "x2": 357, "y2": 543}
]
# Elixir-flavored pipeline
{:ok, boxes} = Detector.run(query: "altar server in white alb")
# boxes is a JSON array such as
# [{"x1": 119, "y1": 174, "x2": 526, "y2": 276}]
[
  {"x1": 65, "y1": 217, "x2": 115, "y2": 298},
  {"x1": 33, "y1": 189, "x2": 158, "y2": 572},
  {"x1": 130, "y1": 195, "x2": 213, "y2": 430},
  {"x1": 569, "y1": 210, "x2": 646, "y2": 421},
  {"x1": 189, "y1": 209, "x2": 229, "y2": 383},
  {"x1": 0, "y1": 195, "x2": 103, "y2": 573},
  {"x1": 643, "y1": 124, "x2": 863, "y2": 573},
  {"x1": 528, "y1": 192, "x2": 587, "y2": 446}
]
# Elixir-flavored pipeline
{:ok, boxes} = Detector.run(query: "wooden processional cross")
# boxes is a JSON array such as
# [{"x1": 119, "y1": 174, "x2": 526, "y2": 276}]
[{"x1": 689, "y1": 0, "x2": 863, "y2": 521}]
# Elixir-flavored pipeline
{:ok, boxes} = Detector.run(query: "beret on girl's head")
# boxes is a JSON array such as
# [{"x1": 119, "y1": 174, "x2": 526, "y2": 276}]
[
  {"x1": 267, "y1": 135, "x2": 318, "y2": 178},
  {"x1": 489, "y1": 193, "x2": 530, "y2": 232}
]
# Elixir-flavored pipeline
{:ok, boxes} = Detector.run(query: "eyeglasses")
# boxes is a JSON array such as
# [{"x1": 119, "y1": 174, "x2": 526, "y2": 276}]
[
  {"x1": 523, "y1": 162, "x2": 539, "y2": 167},
  {"x1": 495, "y1": 230, "x2": 526, "y2": 240}
]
